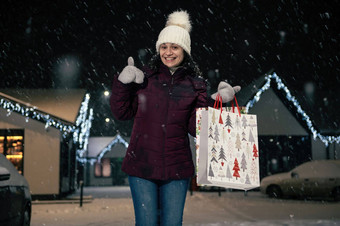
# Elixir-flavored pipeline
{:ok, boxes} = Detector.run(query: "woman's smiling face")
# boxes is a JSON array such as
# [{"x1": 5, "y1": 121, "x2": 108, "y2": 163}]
[{"x1": 159, "y1": 43, "x2": 184, "y2": 68}]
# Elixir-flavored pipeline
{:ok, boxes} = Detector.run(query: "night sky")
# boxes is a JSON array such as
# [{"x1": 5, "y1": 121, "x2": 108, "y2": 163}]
[{"x1": 1, "y1": 0, "x2": 339, "y2": 136}]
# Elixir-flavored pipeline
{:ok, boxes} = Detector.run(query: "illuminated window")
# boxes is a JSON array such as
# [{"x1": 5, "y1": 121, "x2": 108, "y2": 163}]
[
  {"x1": 94, "y1": 158, "x2": 111, "y2": 177},
  {"x1": 0, "y1": 130, "x2": 24, "y2": 175},
  {"x1": 94, "y1": 161, "x2": 102, "y2": 177}
]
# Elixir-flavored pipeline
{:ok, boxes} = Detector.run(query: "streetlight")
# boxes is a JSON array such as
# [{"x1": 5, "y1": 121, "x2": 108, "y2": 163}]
[{"x1": 104, "y1": 91, "x2": 110, "y2": 97}]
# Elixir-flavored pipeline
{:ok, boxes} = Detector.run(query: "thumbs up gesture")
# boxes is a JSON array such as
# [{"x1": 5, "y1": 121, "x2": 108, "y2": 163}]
[{"x1": 118, "y1": 57, "x2": 144, "y2": 84}]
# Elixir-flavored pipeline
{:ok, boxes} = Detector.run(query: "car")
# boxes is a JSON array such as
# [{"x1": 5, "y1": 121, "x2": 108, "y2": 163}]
[
  {"x1": 260, "y1": 160, "x2": 340, "y2": 201},
  {"x1": 0, "y1": 153, "x2": 32, "y2": 226}
]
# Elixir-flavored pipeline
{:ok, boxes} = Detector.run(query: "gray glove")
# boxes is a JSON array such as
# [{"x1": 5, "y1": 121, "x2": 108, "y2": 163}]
[
  {"x1": 211, "y1": 81, "x2": 241, "y2": 103},
  {"x1": 118, "y1": 57, "x2": 144, "y2": 84}
]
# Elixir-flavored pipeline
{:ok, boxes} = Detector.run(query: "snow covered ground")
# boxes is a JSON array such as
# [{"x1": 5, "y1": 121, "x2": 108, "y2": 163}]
[{"x1": 31, "y1": 187, "x2": 340, "y2": 226}]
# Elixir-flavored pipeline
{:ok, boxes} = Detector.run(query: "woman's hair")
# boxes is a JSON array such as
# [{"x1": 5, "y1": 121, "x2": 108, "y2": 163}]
[{"x1": 148, "y1": 51, "x2": 203, "y2": 77}]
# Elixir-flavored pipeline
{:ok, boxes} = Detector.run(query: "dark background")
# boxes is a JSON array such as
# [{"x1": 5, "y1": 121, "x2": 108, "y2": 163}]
[{"x1": 1, "y1": 0, "x2": 339, "y2": 137}]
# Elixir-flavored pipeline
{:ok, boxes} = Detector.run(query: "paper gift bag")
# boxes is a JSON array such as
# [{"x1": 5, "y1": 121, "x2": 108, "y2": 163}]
[{"x1": 196, "y1": 95, "x2": 260, "y2": 190}]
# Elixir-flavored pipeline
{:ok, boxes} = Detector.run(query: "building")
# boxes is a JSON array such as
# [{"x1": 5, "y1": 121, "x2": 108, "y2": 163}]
[
  {"x1": 0, "y1": 89, "x2": 93, "y2": 199},
  {"x1": 84, "y1": 134, "x2": 129, "y2": 186},
  {"x1": 236, "y1": 72, "x2": 339, "y2": 178}
]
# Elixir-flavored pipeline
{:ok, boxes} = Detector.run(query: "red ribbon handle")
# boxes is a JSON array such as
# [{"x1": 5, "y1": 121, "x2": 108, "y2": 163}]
[
  {"x1": 231, "y1": 95, "x2": 241, "y2": 116},
  {"x1": 213, "y1": 94, "x2": 224, "y2": 124},
  {"x1": 213, "y1": 94, "x2": 223, "y2": 109}
]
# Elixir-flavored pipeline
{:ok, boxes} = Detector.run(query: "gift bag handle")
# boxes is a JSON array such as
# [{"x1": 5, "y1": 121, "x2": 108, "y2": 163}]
[
  {"x1": 213, "y1": 94, "x2": 224, "y2": 124},
  {"x1": 231, "y1": 95, "x2": 241, "y2": 116},
  {"x1": 213, "y1": 94, "x2": 223, "y2": 109}
]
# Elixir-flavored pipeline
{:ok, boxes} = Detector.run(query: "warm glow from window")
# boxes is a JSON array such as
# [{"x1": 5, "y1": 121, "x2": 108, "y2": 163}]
[
  {"x1": 94, "y1": 161, "x2": 101, "y2": 177},
  {"x1": 0, "y1": 132, "x2": 24, "y2": 174},
  {"x1": 94, "y1": 158, "x2": 111, "y2": 177},
  {"x1": 7, "y1": 136, "x2": 23, "y2": 140},
  {"x1": 6, "y1": 154, "x2": 23, "y2": 159},
  {"x1": 102, "y1": 158, "x2": 111, "y2": 177}
]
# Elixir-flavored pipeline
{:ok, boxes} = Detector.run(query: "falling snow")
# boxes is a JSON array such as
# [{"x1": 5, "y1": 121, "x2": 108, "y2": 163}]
[{"x1": 0, "y1": 1, "x2": 338, "y2": 136}]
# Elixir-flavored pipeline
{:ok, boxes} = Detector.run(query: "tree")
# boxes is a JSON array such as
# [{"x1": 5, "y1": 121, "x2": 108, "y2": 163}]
[
  {"x1": 253, "y1": 144, "x2": 259, "y2": 158},
  {"x1": 249, "y1": 115, "x2": 256, "y2": 128},
  {"x1": 212, "y1": 110, "x2": 216, "y2": 124},
  {"x1": 245, "y1": 174, "x2": 251, "y2": 184},
  {"x1": 218, "y1": 146, "x2": 227, "y2": 165},
  {"x1": 214, "y1": 124, "x2": 220, "y2": 142},
  {"x1": 241, "y1": 152, "x2": 247, "y2": 172},
  {"x1": 227, "y1": 138, "x2": 233, "y2": 159},
  {"x1": 208, "y1": 125, "x2": 213, "y2": 138},
  {"x1": 247, "y1": 143, "x2": 251, "y2": 159},
  {"x1": 225, "y1": 113, "x2": 233, "y2": 132},
  {"x1": 209, "y1": 164, "x2": 214, "y2": 177},
  {"x1": 218, "y1": 166, "x2": 225, "y2": 178},
  {"x1": 242, "y1": 131, "x2": 246, "y2": 141},
  {"x1": 226, "y1": 165, "x2": 232, "y2": 180},
  {"x1": 235, "y1": 133, "x2": 241, "y2": 151},
  {"x1": 248, "y1": 130, "x2": 255, "y2": 143},
  {"x1": 242, "y1": 116, "x2": 247, "y2": 129},
  {"x1": 235, "y1": 116, "x2": 241, "y2": 130},
  {"x1": 210, "y1": 145, "x2": 218, "y2": 163},
  {"x1": 251, "y1": 160, "x2": 258, "y2": 182},
  {"x1": 218, "y1": 111, "x2": 223, "y2": 124},
  {"x1": 232, "y1": 158, "x2": 240, "y2": 179}
]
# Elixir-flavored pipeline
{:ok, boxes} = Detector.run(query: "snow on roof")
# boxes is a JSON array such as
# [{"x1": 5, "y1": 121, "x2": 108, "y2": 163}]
[
  {"x1": 87, "y1": 134, "x2": 129, "y2": 158},
  {"x1": 236, "y1": 72, "x2": 339, "y2": 145},
  {"x1": 88, "y1": 137, "x2": 117, "y2": 157},
  {"x1": 0, "y1": 89, "x2": 86, "y2": 124}
]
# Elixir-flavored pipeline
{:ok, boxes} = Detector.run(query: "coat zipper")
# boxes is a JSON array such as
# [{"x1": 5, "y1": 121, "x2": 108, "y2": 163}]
[{"x1": 162, "y1": 73, "x2": 175, "y2": 180}]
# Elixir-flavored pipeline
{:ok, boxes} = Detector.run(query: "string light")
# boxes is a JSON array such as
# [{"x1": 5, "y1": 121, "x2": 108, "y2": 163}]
[
  {"x1": 1, "y1": 93, "x2": 93, "y2": 157},
  {"x1": 245, "y1": 72, "x2": 340, "y2": 146},
  {"x1": 77, "y1": 134, "x2": 128, "y2": 164}
]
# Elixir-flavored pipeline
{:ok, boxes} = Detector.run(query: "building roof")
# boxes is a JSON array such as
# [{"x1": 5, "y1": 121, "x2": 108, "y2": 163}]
[
  {"x1": 237, "y1": 73, "x2": 339, "y2": 135},
  {"x1": 235, "y1": 72, "x2": 339, "y2": 145},
  {"x1": 0, "y1": 89, "x2": 87, "y2": 124},
  {"x1": 87, "y1": 134, "x2": 129, "y2": 159}
]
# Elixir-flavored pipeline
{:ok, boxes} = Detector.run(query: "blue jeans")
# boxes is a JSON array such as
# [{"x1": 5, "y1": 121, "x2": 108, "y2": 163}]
[{"x1": 128, "y1": 176, "x2": 190, "y2": 226}]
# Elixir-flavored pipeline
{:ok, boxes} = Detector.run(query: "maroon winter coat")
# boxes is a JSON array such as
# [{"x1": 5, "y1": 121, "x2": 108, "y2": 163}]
[{"x1": 110, "y1": 63, "x2": 209, "y2": 180}]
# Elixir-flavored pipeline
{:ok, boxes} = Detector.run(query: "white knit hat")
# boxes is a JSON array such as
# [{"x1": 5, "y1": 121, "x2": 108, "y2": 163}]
[{"x1": 156, "y1": 10, "x2": 192, "y2": 55}]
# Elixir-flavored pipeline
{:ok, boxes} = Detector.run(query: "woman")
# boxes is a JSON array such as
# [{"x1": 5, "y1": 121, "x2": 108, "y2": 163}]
[{"x1": 110, "y1": 10, "x2": 240, "y2": 226}]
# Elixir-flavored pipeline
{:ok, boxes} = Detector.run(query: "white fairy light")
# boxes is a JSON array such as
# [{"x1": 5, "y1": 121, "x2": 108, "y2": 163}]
[
  {"x1": 77, "y1": 134, "x2": 129, "y2": 164},
  {"x1": 245, "y1": 72, "x2": 339, "y2": 146},
  {"x1": 97, "y1": 134, "x2": 128, "y2": 161},
  {"x1": 0, "y1": 93, "x2": 93, "y2": 156}
]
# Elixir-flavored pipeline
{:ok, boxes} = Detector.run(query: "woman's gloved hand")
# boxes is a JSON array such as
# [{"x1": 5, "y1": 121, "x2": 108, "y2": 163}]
[
  {"x1": 211, "y1": 81, "x2": 241, "y2": 103},
  {"x1": 118, "y1": 57, "x2": 144, "y2": 84}
]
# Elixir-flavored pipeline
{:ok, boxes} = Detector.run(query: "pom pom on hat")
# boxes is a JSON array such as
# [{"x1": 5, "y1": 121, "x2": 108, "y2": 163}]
[
  {"x1": 165, "y1": 11, "x2": 192, "y2": 33},
  {"x1": 156, "y1": 10, "x2": 192, "y2": 55}
]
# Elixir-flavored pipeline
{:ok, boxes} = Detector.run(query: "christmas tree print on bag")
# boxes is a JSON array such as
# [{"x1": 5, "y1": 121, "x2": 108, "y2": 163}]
[{"x1": 196, "y1": 95, "x2": 260, "y2": 191}]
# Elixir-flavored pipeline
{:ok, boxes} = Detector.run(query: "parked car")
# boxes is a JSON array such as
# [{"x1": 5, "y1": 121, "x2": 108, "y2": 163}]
[
  {"x1": 260, "y1": 160, "x2": 340, "y2": 201},
  {"x1": 0, "y1": 154, "x2": 31, "y2": 226}
]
